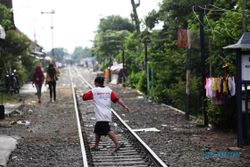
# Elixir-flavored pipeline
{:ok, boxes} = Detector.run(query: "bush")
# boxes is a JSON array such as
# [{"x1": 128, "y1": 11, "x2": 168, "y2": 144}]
[
  {"x1": 20, "y1": 55, "x2": 38, "y2": 84},
  {"x1": 207, "y1": 96, "x2": 237, "y2": 130},
  {"x1": 128, "y1": 71, "x2": 145, "y2": 90},
  {"x1": 167, "y1": 80, "x2": 186, "y2": 110}
]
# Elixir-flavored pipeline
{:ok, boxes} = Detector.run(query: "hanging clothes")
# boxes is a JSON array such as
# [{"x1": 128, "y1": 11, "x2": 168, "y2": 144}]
[
  {"x1": 204, "y1": 76, "x2": 236, "y2": 105},
  {"x1": 228, "y1": 77, "x2": 236, "y2": 96}
]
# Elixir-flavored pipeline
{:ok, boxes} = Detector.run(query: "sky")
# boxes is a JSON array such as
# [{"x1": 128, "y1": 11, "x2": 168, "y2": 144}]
[{"x1": 12, "y1": 0, "x2": 161, "y2": 53}]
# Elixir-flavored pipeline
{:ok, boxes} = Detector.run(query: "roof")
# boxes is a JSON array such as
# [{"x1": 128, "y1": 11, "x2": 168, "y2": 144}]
[
  {"x1": 110, "y1": 63, "x2": 123, "y2": 71},
  {"x1": 31, "y1": 51, "x2": 45, "y2": 56},
  {"x1": 223, "y1": 32, "x2": 250, "y2": 49}
]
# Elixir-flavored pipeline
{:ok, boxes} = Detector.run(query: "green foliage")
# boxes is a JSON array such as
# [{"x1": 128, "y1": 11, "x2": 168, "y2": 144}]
[
  {"x1": 167, "y1": 80, "x2": 186, "y2": 110},
  {"x1": 137, "y1": 72, "x2": 147, "y2": 93},
  {"x1": 158, "y1": 0, "x2": 208, "y2": 29},
  {"x1": 98, "y1": 15, "x2": 135, "y2": 32},
  {"x1": 50, "y1": 48, "x2": 69, "y2": 63},
  {"x1": 207, "y1": 97, "x2": 237, "y2": 129},
  {"x1": 20, "y1": 55, "x2": 37, "y2": 83},
  {"x1": 93, "y1": 15, "x2": 134, "y2": 68},
  {"x1": 127, "y1": 71, "x2": 146, "y2": 91},
  {"x1": 0, "y1": 5, "x2": 36, "y2": 86},
  {"x1": 90, "y1": 0, "x2": 247, "y2": 130},
  {"x1": 0, "y1": 92, "x2": 19, "y2": 103},
  {"x1": 71, "y1": 47, "x2": 92, "y2": 63},
  {"x1": 145, "y1": 10, "x2": 159, "y2": 30},
  {"x1": 0, "y1": 29, "x2": 34, "y2": 85},
  {"x1": 0, "y1": 4, "x2": 13, "y2": 30},
  {"x1": 4, "y1": 30, "x2": 31, "y2": 55}
]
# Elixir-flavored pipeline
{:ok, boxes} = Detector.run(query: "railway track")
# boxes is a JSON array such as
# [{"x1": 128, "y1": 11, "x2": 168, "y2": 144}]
[{"x1": 69, "y1": 66, "x2": 168, "y2": 167}]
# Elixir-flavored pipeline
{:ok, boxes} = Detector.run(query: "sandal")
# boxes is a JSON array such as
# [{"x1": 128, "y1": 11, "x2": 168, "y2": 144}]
[
  {"x1": 110, "y1": 143, "x2": 125, "y2": 155},
  {"x1": 112, "y1": 142, "x2": 125, "y2": 153}
]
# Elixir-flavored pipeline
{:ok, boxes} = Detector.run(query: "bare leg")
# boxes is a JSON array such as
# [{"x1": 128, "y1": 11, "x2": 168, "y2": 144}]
[
  {"x1": 108, "y1": 130, "x2": 119, "y2": 146},
  {"x1": 94, "y1": 134, "x2": 101, "y2": 148},
  {"x1": 108, "y1": 130, "x2": 125, "y2": 155}
]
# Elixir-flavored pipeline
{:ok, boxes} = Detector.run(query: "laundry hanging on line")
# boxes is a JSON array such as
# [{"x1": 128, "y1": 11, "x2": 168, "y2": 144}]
[{"x1": 205, "y1": 76, "x2": 236, "y2": 105}]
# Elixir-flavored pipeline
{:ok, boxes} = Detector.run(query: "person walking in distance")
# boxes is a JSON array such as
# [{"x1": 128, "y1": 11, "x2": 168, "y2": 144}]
[
  {"x1": 46, "y1": 63, "x2": 57, "y2": 102},
  {"x1": 81, "y1": 76, "x2": 130, "y2": 152},
  {"x1": 32, "y1": 65, "x2": 45, "y2": 103}
]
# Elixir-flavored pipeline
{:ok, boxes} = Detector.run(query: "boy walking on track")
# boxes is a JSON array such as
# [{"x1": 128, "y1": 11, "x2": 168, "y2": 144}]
[{"x1": 81, "y1": 76, "x2": 130, "y2": 153}]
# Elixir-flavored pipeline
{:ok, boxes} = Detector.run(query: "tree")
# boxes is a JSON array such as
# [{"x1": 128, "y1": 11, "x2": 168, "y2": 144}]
[
  {"x1": 89, "y1": 0, "x2": 247, "y2": 129},
  {"x1": 50, "y1": 47, "x2": 68, "y2": 63},
  {"x1": 0, "y1": 4, "x2": 36, "y2": 85},
  {"x1": 93, "y1": 15, "x2": 134, "y2": 66},
  {"x1": 0, "y1": 4, "x2": 14, "y2": 30},
  {"x1": 141, "y1": 0, "x2": 245, "y2": 128},
  {"x1": 72, "y1": 47, "x2": 92, "y2": 63},
  {"x1": 98, "y1": 15, "x2": 135, "y2": 32},
  {"x1": 130, "y1": 0, "x2": 141, "y2": 34}
]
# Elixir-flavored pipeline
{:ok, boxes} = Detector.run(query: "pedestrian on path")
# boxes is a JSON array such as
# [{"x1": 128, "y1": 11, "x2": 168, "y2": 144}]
[
  {"x1": 45, "y1": 63, "x2": 58, "y2": 102},
  {"x1": 32, "y1": 65, "x2": 45, "y2": 103},
  {"x1": 81, "y1": 76, "x2": 130, "y2": 152}
]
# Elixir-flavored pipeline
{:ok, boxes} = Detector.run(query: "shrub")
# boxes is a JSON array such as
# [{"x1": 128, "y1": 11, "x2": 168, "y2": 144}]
[
  {"x1": 207, "y1": 96, "x2": 237, "y2": 130},
  {"x1": 128, "y1": 71, "x2": 146, "y2": 91}
]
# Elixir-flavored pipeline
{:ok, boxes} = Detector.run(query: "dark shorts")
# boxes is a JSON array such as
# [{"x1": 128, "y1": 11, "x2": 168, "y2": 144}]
[{"x1": 94, "y1": 121, "x2": 111, "y2": 136}]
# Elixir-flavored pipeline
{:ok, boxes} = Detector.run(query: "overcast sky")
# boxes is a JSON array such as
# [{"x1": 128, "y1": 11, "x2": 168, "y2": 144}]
[{"x1": 12, "y1": 0, "x2": 161, "y2": 53}]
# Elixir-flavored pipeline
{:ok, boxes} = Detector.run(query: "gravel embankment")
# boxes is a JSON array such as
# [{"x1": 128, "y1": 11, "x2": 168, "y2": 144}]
[{"x1": 109, "y1": 84, "x2": 250, "y2": 167}]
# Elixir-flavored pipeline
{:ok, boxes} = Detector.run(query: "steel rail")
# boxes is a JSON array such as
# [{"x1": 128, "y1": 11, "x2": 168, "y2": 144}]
[
  {"x1": 111, "y1": 109, "x2": 168, "y2": 167},
  {"x1": 69, "y1": 67, "x2": 89, "y2": 167}
]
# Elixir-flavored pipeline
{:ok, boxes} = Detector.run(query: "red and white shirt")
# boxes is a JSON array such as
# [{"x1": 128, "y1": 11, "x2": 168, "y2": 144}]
[{"x1": 82, "y1": 87, "x2": 119, "y2": 122}]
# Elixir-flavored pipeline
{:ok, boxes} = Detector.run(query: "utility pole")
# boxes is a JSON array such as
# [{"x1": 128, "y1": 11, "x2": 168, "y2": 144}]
[
  {"x1": 144, "y1": 40, "x2": 150, "y2": 95},
  {"x1": 194, "y1": 5, "x2": 208, "y2": 126},
  {"x1": 199, "y1": 9, "x2": 208, "y2": 126},
  {"x1": 185, "y1": 48, "x2": 191, "y2": 120},
  {"x1": 122, "y1": 49, "x2": 125, "y2": 85},
  {"x1": 41, "y1": 10, "x2": 55, "y2": 57}
]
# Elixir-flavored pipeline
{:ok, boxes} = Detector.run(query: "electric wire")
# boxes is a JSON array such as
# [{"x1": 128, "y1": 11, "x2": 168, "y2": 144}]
[{"x1": 192, "y1": 5, "x2": 239, "y2": 40}]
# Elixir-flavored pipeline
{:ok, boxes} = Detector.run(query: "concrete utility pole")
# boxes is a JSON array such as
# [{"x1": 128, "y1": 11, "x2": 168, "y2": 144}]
[{"x1": 41, "y1": 10, "x2": 55, "y2": 57}]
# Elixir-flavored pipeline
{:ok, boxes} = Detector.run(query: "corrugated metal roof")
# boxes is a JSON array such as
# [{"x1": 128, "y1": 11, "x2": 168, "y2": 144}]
[{"x1": 223, "y1": 32, "x2": 250, "y2": 49}]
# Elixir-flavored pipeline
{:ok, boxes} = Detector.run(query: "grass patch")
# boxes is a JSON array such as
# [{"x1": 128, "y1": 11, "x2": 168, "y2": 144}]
[{"x1": 0, "y1": 92, "x2": 19, "y2": 103}]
